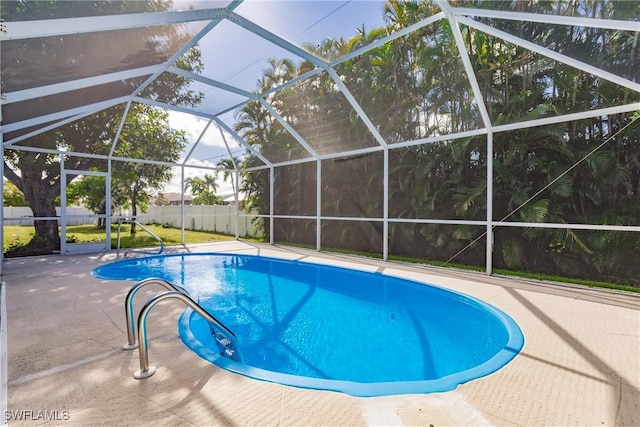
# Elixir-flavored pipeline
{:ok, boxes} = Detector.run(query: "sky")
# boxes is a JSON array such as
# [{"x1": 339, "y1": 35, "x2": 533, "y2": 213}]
[{"x1": 164, "y1": 112, "x2": 239, "y2": 196}]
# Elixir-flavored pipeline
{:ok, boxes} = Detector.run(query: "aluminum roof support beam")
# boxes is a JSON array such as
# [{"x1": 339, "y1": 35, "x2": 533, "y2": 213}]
[
  {"x1": 1, "y1": 13, "x2": 229, "y2": 139},
  {"x1": 331, "y1": 12, "x2": 447, "y2": 68},
  {"x1": 8, "y1": 101, "x2": 635, "y2": 172},
  {"x1": 8, "y1": 137, "x2": 260, "y2": 175},
  {"x1": 325, "y1": 66, "x2": 390, "y2": 259},
  {"x1": 158, "y1": 67, "x2": 259, "y2": 128},
  {"x1": 1, "y1": 8, "x2": 229, "y2": 40},
  {"x1": 457, "y1": 15, "x2": 640, "y2": 94},
  {"x1": 243, "y1": 129, "x2": 488, "y2": 172},
  {"x1": 3, "y1": 78, "x2": 247, "y2": 141},
  {"x1": 325, "y1": 68, "x2": 387, "y2": 148},
  {"x1": 183, "y1": 119, "x2": 216, "y2": 165},
  {"x1": 396, "y1": 103, "x2": 640, "y2": 149},
  {"x1": 436, "y1": 2, "x2": 493, "y2": 128},
  {"x1": 167, "y1": 67, "x2": 257, "y2": 101},
  {"x1": 213, "y1": 118, "x2": 272, "y2": 167},
  {"x1": 397, "y1": 128, "x2": 489, "y2": 149},
  {"x1": 260, "y1": 68, "x2": 326, "y2": 99},
  {"x1": 259, "y1": 100, "x2": 320, "y2": 160},
  {"x1": 492, "y1": 222, "x2": 640, "y2": 233},
  {"x1": 206, "y1": 102, "x2": 640, "y2": 171},
  {"x1": 227, "y1": 12, "x2": 330, "y2": 71},
  {"x1": 109, "y1": 101, "x2": 133, "y2": 157},
  {"x1": 493, "y1": 103, "x2": 640, "y2": 133},
  {"x1": 2, "y1": 65, "x2": 162, "y2": 105},
  {"x1": 2, "y1": 97, "x2": 131, "y2": 144},
  {"x1": 436, "y1": 0, "x2": 495, "y2": 275},
  {"x1": 215, "y1": 11, "x2": 337, "y2": 168},
  {"x1": 107, "y1": 13, "x2": 228, "y2": 163},
  {"x1": 219, "y1": 127, "x2": 239, "y2": 170},
  {"x1": 2, "y1": 143, "x2": 187, "y2": 168},
  {"x1": 7, "y1": 100, "x2": 635, "y2": 171},
  {"x1": 452, "y1": 7, "x2": 640, "y2": 32},
  {"x1": 133, "y1": 97, "x2": 216, "y2": 120},
  {"x1": 181, "y1": 117, "x2": 241, "y2": 173}
]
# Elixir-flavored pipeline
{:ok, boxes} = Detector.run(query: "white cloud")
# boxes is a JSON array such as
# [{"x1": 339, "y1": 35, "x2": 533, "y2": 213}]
[
  {"x1": 168, "y1": 111, "x2": 208, "y2": 142},
  {"x1": 169, "y1": 111, "x2": 235, "y2": 148}
]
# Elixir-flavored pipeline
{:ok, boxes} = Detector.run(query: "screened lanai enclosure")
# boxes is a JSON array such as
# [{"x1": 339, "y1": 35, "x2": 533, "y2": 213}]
[{"x1": 1, "y1": 0, "x2": 639, "y2": 285}]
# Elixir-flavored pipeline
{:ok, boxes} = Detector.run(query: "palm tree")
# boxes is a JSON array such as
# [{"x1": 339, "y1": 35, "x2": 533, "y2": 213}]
[
  {"x1": 233, "y1": 1, "x2": 640, "y2": 284},
  {"x1": 184, "y1": 176, "x2": 204, "y2": 196},
  {"x1": 216, "y1": 157, "x2": 239, "y2": 200},
  {"x1": 184, "y1": 174, "x2": 222, "y2": 205}
]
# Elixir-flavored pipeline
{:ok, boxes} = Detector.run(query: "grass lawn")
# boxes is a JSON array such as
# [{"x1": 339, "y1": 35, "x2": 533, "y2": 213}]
[{"x1": 3, "y1": 223, "x2": 261, "y2": 252}]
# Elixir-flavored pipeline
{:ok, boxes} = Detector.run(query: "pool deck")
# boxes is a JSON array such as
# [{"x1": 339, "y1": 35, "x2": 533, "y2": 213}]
[{"x1": 2, "y1": 240, "x2": 639, "y2": 426}]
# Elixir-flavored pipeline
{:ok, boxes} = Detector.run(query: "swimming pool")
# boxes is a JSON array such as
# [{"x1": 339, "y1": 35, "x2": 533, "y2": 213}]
[{"x1": 92, "y1": 253, "x2": 524, "y2": 397}]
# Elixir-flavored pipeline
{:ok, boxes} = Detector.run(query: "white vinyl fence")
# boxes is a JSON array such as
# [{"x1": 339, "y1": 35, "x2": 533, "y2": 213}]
[
  {"x1": 3, "y1": 205, "x2": 263, "y2": 238},
  {"x1": 2, "y1": 207, "x2": 95, "y2": 226},
  {"x1": 143, "y1": 205, "x2": 263, "y2": 238}
]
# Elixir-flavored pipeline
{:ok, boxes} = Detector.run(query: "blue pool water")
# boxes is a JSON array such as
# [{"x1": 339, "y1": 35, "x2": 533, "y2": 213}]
[{"x1": 92, "y1": 253, "x2": 524, "y2": 396}]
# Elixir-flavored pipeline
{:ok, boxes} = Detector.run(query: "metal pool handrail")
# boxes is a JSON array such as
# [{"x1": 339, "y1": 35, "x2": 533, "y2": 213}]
[
  {"x1": 116, "y1": 219, "x2": 164, "y2": 257},
  {"x1": 122, "y1": 277, "x2": 188, "y2": 350},
  {"x1": 123, "y1": 278, "x2": 241, "y2": 379}
]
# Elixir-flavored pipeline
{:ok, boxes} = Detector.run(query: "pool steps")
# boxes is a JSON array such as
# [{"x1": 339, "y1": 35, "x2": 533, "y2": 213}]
[
  {"x1": 212, "y1": 330, "x2": 240, "y2": 360},
  {"x1": 122, "y1": 277, "x2": 240, "y2": 379}
]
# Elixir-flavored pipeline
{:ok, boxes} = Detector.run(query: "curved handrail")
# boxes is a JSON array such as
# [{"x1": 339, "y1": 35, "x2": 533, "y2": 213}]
[
  {"x1": 132, "y1": 290, "x2": 241, "y2": 379},
  {"x1": 116, "y1": 219, "x2": 164, "y2": 257},
  {"x1": 122, "y1": 277, "x2": 188, "y2": 350}
]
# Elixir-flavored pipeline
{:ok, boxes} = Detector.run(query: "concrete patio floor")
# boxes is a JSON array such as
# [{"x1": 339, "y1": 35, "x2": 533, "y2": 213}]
[{"x1": 2, "y1": 240, "x2": 639, "y2": 426}]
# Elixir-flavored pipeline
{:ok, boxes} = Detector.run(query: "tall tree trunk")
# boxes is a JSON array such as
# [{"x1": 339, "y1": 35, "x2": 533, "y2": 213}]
[
  {"x1": 130, "y1": 188, "x2": 138, "y2": 235},
  {"x1": 24, "y1": 166, "x2": 60, "y2": 252},
  {"x1": 5, "y1": 156, "x2": 61, "y2": 255}
]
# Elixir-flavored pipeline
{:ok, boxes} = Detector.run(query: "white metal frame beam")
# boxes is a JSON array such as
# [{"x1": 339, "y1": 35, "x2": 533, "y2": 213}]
[
  {"x1": 259, "y1": 100, "x2": 320, "y2": 160},
  {"x1": 2, "y1": 97, "x2": 130, "y2": 144},
  {"x1": 452, "y1": 7, "x2": 640, "y2": 32},
  {"x1": 331, "y1": 12, "x2": 447, "y2": 68},
  {"x1": 2, "y1": 65, "x2": 161, "y2": 105},
  {"x1": 226, "y1": 12, "x2": 330, "y2": 71},
  {"x1": 213, "y1": 118, "x2": 272, "y2": 167},
  {"x1": 436, "y1": 0, "x2": 496, "y2": 274},
  {"x1": 226, "y1": 100, "x2": 640, "y2": 175},
  {"x1": 167, "y1": 67, "x2": 257, "y2": 100},
  {"x1": 325, "y1": 68, "x2": 388, "y2": 148},
  {"x1": 1, "y1": 8, "x2": 229, "y2": 40},
  {"x1": 456, "y1": 15, "x2": 640, "y2": 93}
]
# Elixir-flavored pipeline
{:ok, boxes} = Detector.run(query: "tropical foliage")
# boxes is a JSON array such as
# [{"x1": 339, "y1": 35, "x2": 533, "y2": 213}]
[
  {"x1": 66, "y1": 105, "x2": 187, "y2": 231},
  {"x1": 184, "y1": 174, "x2": 223, "y2": 205},
  {"x1": 236, "y1": 0, "x2": 640, "y2": 285},
  {"x1": 3, "y1": 180, "x2": 27, "y2": 206}
]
